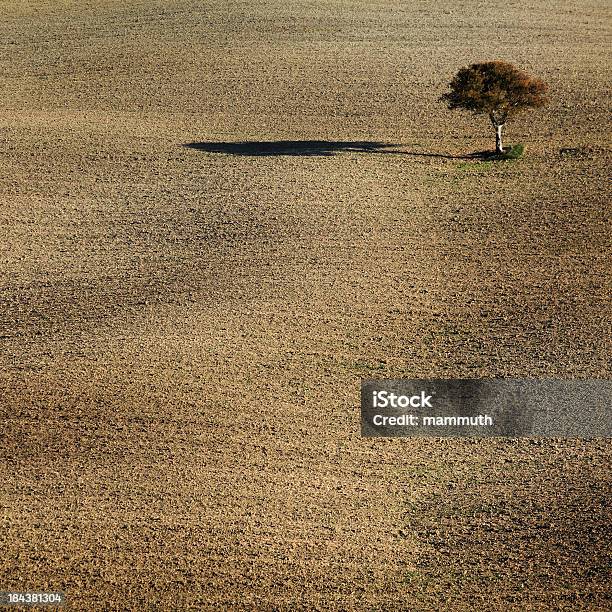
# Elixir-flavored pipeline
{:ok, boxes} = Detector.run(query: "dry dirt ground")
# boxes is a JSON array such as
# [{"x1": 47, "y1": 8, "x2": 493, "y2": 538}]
[{"x1": 1, "y1": 1, "x2": 610, "y2": 610}]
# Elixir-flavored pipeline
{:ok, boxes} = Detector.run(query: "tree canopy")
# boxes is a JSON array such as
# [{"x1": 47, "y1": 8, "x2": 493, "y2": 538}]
[{"x1": 441, "y1": 61, "x2": 548, "y2": 126}]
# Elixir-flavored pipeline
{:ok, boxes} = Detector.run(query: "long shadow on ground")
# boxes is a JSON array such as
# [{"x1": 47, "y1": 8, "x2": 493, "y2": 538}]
[
  {"x1": 183, "y1": 140, "x2": 494, "y2": 159},
  {"x1": 184, "y1": 140, "x2": 397, "y2": 156}
]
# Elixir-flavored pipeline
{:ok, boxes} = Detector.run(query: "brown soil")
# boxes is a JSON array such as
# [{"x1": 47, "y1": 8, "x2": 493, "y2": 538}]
[{"x1": 1, "y1": 1, "x2": 610, "y2": 610}]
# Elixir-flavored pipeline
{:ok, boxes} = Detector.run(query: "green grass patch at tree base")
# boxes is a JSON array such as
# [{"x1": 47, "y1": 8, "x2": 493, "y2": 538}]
[{"x1": 500, "y1": 143, "x2": 524, "y2": 159}]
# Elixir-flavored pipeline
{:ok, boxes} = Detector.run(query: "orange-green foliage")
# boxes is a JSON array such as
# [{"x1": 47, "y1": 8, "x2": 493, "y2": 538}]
[{"x1": 441, "y1": 61, "x2": 548, "y2": 125}]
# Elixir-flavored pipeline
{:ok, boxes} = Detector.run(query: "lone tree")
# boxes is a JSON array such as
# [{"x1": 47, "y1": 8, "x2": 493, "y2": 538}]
[{"x1": 441, "y1": 61, "x2": 548, "y2": 154}]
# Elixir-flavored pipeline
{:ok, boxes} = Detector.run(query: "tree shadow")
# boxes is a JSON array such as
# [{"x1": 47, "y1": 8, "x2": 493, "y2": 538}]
[
  {"x1": 183, "y1": 140, "x2": 399, "y2": 156},
  {"x1": 183, "y1": 140, "x2": 496, "y2": 160},
  {"x1": 395, "y1": 149, "x2": 508, "y2": 160}
]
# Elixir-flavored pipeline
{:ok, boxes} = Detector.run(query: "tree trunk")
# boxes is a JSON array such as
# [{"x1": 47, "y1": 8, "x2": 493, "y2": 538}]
[{"x1": 495, "y1": 124, "x2": 504, "y2": 154}]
